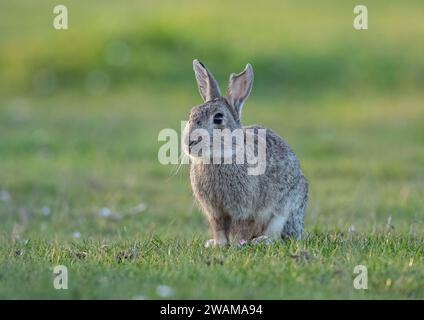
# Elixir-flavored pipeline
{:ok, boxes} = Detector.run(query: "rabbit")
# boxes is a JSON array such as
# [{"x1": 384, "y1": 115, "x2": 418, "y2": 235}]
[{"x1": 183, "y1": 59, "x2": 308, "y2": 247}]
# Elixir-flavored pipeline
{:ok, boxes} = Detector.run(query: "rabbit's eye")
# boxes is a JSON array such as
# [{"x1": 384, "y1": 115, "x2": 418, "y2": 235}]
[{"x1": 213, "y1": 113, "x2": 224, "y2": 125}]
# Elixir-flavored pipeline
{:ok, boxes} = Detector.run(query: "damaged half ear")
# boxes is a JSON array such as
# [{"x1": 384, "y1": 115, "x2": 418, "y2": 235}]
[
  {"x1": 227, "y1": 64, "x2": 254, "y2": 115},
  {"x1": 193, "y1": 59, "x2": 221, "y2": 102}
]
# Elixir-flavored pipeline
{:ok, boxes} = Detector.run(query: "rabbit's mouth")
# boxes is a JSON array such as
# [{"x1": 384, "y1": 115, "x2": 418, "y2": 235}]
[
  {"x1": 182, "y1": 134, "x2": 206, "y2": 159},
  {"x1": 188, "y1": 136, "x2": 202, "y2": 151},
  {"x1": 188, "y1": 137, "x2": 209, "y2": 159}
]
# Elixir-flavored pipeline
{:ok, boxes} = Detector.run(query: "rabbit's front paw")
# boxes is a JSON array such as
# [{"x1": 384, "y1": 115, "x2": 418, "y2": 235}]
[
  {"x1": 204, "y1": 239, "x2": 228, "y2": 248},
  {"x1": 204, "y1": 239, "x2": 216, "y2": 248},
  {"x1": 251, "y1": 235, "x2": 272, "y2": 245}
]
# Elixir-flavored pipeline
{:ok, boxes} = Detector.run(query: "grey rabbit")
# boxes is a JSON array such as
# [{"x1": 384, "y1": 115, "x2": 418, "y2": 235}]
[{"x1": 183, "y1": 59, "x2": 308, "y2": 246}]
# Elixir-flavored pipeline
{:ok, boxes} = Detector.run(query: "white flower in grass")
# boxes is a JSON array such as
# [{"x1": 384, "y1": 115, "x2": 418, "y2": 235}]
[
  {"x1": 98, "y1": 207, "x2": 112, "y2": 218},
  {"x1": 156, "y1": 285, "x2": 173, "y2": 298},
  {"x1": 72, "y1": 231, "x2": 81, "y2": 239},
  {"x1": 347, "y1": 225, "x2": 356, "y2": 240}
]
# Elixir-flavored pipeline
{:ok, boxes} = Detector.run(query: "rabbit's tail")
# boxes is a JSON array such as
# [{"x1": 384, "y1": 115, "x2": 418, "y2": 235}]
[{"x1": 282, "y1": 181, "x2": 308, "y2": 239}]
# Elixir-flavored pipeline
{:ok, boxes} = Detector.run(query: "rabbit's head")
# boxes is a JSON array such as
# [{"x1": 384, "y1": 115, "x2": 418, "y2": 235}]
[{"x1": 183, "y1": 59, "x2": 254, "y2": 160}]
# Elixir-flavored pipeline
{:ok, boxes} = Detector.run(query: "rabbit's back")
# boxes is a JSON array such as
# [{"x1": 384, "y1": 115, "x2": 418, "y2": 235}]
[{"x1": 246, "y1": 125, "x2": 305, "y2": 196}]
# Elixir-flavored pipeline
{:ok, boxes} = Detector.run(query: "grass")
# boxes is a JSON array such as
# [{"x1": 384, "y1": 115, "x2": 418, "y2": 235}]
[
  {"x1": 0, "y1": 0, "x2": 423, "y2": 299},
  {"x1": 1, "y1": 234, "x2": 423, "y2": 299}
]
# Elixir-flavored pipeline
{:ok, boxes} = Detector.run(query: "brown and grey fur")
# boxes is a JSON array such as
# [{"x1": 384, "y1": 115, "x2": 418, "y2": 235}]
[{"x1": 184, "y1": 59, "x2": 308, "y2": 246}]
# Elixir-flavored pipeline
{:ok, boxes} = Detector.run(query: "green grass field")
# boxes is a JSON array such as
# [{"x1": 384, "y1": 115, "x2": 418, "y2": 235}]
[{"x1": 0, "y1": 0, "x2": 423, "y2": 299}]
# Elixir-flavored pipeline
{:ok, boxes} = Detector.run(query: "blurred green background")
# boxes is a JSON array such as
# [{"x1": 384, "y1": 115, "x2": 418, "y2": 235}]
[{"x1": 0, "y1": 0, "x2": 423, "y2": 299}]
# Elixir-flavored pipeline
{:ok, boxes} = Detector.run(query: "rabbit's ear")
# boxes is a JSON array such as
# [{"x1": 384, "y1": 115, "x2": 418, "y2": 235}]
[
  {"x1": 193, "y1": 59, "x2": 221, "y2": 102},
  {"x1": 227, "y1": 64, "x2": 254, "y2": 115}
]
